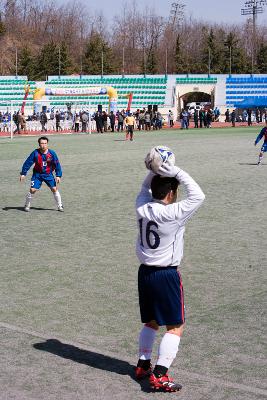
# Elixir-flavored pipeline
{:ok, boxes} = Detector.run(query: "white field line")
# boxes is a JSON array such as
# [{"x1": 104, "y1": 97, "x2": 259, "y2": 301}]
[{"x1": 1, "y1": 321, "x2": 267, "y2": 397}]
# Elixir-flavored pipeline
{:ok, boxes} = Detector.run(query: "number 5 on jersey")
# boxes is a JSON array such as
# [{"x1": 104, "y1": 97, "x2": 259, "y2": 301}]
[{"x1": 139, "y1": 218, "x2": 160, "y2": 249}]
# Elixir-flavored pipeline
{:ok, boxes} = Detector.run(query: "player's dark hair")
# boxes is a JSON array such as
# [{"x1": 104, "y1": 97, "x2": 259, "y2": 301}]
[
  {"x1": 38, "y1": 136, "x2": 49, "y2": 144},
  {"x1": 151, "y1": 175, "x2": 179, "y2": 200}
]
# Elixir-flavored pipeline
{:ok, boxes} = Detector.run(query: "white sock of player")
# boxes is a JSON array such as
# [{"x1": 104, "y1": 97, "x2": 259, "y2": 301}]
[
  {"x1": 258, "y1": 154, "x2": 263, "y2": 164},
  {"x1": 25, "y1": 192, "x2": 33, "y2": 208},
  {"x1": 156, "y1": 332, "x2": 181, "y2": 369},
  {"x1": 139, "y1": 325, "x2": 157, "y2": 360},
  {"x1": 53, "y1": 191, "x2": 62, "y2": 207}
]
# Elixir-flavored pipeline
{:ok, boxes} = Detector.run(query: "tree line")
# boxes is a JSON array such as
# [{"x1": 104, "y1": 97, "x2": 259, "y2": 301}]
[{"x1": 0, "y1": 0, "x2": 266, "y2": 80}]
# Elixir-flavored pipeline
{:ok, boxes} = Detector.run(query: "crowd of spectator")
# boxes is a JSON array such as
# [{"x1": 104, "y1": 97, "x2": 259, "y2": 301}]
[
  {"x1": 0, "y1": 107, "x2": 166, "y2": 134},
  {"x1": 180, "y1": 106, "x2": 267, "y2": 129},
  {"x1": 0, "y1": 105, "x2": 266, "y2": 134}
]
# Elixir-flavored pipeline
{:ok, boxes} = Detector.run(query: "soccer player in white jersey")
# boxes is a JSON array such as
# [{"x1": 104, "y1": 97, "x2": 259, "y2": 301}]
[{"x1": 135, "y1": 162, "x2": 205, "y2": 392}]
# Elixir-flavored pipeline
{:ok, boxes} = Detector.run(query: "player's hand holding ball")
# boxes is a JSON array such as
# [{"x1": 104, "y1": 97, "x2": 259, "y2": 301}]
[{"x1": 158, "y1": 164, "x2": 180, "y2": 178}]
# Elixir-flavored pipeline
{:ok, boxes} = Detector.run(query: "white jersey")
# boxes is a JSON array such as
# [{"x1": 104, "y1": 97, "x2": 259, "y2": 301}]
[{"x1": 135, "y1": 169, "x2": 205, "y2": 267}]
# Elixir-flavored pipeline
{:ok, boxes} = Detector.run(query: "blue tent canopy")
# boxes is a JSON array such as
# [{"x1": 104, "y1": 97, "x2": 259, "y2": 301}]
[{"x1": 234, "y1": 97, "x2": 267, "y2": 108}]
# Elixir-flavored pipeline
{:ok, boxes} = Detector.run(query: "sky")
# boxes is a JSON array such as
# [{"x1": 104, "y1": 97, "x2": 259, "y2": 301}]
[{"x1": 63, "y1": 0, "x2": 267, "y2": 25}]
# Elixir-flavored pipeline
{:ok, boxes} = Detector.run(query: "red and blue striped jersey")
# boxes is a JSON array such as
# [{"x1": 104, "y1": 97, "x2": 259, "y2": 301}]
[
  {"x1": 255, "y1": 127, "x2": 267, "y2": 145},
  {"x1": 20, "y1": 149, "x2": 62, "y2": 177}
]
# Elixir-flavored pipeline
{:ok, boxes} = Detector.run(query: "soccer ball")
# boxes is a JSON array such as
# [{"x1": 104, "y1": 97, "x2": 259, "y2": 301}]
[{"x1": 145, "y1": 145, "x2": 175, "y2": 173}]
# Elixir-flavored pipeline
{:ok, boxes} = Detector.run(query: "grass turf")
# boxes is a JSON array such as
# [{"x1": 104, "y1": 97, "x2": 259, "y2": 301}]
[{"x1": 0, "y1": 127, "x2": 266, "y2": 399}]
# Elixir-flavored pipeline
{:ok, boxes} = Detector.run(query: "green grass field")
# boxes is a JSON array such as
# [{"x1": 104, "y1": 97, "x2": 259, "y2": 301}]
[{"x1": 0, "y1": 127, "x2": 266, "y2": 400}]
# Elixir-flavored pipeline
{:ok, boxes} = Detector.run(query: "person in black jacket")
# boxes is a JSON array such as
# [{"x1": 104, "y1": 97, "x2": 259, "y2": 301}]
[
  {"x1": 40, "y1": 111, "x2": 47, "y2": 132},
  {"x1": 109, "y1": 111, "x2": 116, "y2": 132},
  {"x1": 55, "y1": 111, "x2": 62, "y2": 132},
  {"x1": 94, "y1": 111, "x2": 104, "y2": 133},
  {"x1": 193, "y1": 109, "x2": 199, "y2": 128}
]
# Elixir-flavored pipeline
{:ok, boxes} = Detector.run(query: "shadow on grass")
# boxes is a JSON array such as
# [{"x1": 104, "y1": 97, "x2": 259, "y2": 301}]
[
  {"x1": 2, "y1": 206, "x2": 56, "y2": 212},
  {"x1": 33, "y1": 339, "x2": 152, "y2": 392},
  {"x1": 238, "y1": 162, "x2": 264, "y2": 166}
]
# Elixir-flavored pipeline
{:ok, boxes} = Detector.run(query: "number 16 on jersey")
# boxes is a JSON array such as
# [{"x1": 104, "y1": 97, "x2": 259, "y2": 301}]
[{"x1": 138, "y1": 218, "x2": 160, "y2": 249}]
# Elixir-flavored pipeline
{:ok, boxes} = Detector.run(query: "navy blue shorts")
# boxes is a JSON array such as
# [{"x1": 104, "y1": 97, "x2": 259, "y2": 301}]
[
  {"x1": 138, "y1": 264, "x2": 185, "y2": 326},
  {"x1": 31, "y1": 173, "x2": 56, "y2": 189},
  {"x1": 261, "y1": 143, "x2": 267, "y2": 153}
]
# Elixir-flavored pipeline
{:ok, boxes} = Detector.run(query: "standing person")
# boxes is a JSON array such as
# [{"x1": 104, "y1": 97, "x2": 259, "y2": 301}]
[
  {"x1": 254, "y1": 122, "x2": 267, "y2": 165},
  {"x1": 156, "y1": 112, "x2": 163, "y2": 129},
  {"x1": 181, "y1": 109, "x2": 188, "y2": 129},
  {"x1": 247, "y1": 109, "x2": 252, "y2": 126},
  {"x1": 199, "y1": 108, "x2": 204, "y2": 128},
  {"x1": 19, "y1": 136, "x2": 64, "y2": 212},
  {"x1": 139, "y1": 109, "x2": 145, "y2": 130},
  {"x1": 20, "y1": 112, "x2": 27, "y2": 132},
  {"x1": 242, "y1": 109, "x2": 247, "y2": 122},
  {"x1": 231, "y1": 109, "x2": 236, "y2": 127},
  {"x1": 40, "y1": 111, "x2": 48, "y2": 132},
  {"x1": 213, "y1": 107, "x2": 220, "y2": 122},
  {"x1": 255, "y1": 108, "x2": 260, "y2": 124},
  {"x1": 81, "y1": 111, "x2": 89, "y2": 132},
  {"x1": 168, "y1": 110, "x2": 174, "y2": 128},
  {"x1": 145, "y1": 111, "x2": 151, "y2": 130},
  {"x1": 135, "y1": 160, "x2": 205, "y2": 391},
  {"x1": 109, "y1": 111, "x2": 115, "y2": 132},
  {"x1": 225, "y1": 109, "x2": 230, "y2": 123},
  {"x1": 102, "y1": 111, "x2": 108, "y2": 132},
  {"x1": 74, "y1": 113, "x2": 80, "y2": 132},
  {"x1": 125, "y1": 112, "x2": 135, "y2": 141},
  {"x1": 193, "y1": 109, "x2": 199, "y2": 128},
  {"x1": 206, "y1": 109, "x2": 213, "y2": 128},
  {"x1": 117, "y1": 112, "x2": 124, "y2": 132},
  {"x1": 94, "y1": 111, "x2": 104, "y2": 133},
  {"x1": 55, "y1": 111, "x2": 62, "y2": 132},
  {"x1": 13, "y1": 111, "x2": 20, "y2": 134}
]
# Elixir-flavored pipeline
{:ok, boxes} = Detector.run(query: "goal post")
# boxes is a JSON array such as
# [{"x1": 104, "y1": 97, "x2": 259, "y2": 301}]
[{"x1": 1, "y1": 98, "x2": 94, "y2": 140}]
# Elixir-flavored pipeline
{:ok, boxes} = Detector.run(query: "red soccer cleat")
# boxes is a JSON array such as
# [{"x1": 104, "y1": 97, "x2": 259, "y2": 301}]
[
  {"x1": 134, "y1": 364, "x2": 152, "y2": 380},
  {"x1": 149, "y1": 373, "x2": 182, "y2": 392}
]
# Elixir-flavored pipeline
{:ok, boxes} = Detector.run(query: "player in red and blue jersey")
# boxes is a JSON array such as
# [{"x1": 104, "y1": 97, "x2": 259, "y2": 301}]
[
  {"x1": 255, "y1": 124, "x2": 267, "y2": 165},
  {"x1": 20, "y1": 136, "x2": 64, "y2": 212}
]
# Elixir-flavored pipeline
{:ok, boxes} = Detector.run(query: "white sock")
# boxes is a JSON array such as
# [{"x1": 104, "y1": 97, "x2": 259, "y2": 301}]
[
  {"x1": 53, "y1": 191, "x2": 62, "y2": 207},
  {"x1": 139, "y1": 325, "x2": 157, "y2": 360},
  {"x1": 25, "y1": 192, "x2": 33, "y2": 207},
  {"x1": 258, "y1": 155, "x2": 263, "y2": 164},
  {"x1": 156, "y1": 332, "x2": 181, "y2": 369}
]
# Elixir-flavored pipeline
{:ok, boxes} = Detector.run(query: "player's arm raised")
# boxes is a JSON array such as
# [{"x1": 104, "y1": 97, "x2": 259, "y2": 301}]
[
  {"x1": 136, "y1": 171, "x2": 155, "y2": 208},
  {"x1": 158, "y1": 164, "x2": 205, "y2": 224}
]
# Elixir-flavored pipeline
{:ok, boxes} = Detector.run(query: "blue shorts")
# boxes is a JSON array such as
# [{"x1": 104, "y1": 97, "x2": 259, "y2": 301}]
[
  {"x1": 260, "y1": 143, "x2": 267, "y2": 153},
  {"x1": 31, "y1": 173, "x2": 56, "y2": 189},
  {"x1": 138, "y1": 264, "x2": 185, "y2": 326}
]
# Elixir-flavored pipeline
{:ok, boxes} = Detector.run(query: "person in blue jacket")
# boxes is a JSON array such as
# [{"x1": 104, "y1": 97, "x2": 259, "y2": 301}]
[
  {"x1": 20, "y1": 136, "x2": 64, "y2": 212},
  {"x1": 255, "y1": 123, "x2": 267, "y2": 165}
]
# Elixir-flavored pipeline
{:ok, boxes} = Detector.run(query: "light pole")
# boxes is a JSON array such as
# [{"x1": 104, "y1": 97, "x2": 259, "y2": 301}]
[
  {"x1": 143, "y1": 46, "x2": 146, "y2": 78},
  {"x1": 58, "y1": 46, "x2": 61, "y2": 79},
  {"x1": 169, "y1": 2, "x2": 185, "y2": 26},
  {"x1": 241, "y1": 0, "x2": 267, "y2": 74},
  {"x1": 165, "y1": 48, "x2": 168, "y2": 78},
  {"x1": 208, "y1": 47, "x2": 211, "y2": 77},
  {"x1": 224, "y1": 41, "x2": 232, "y2": 77},
  {"x1": 15, "y1": 47, "x2": 18, "y2": 78},
  {"x1": 101, "y1": 50, "x2": 104, "y2": 79},
  {"x1": 122, "y1": 47, "x2": 125, "y2": 78}
]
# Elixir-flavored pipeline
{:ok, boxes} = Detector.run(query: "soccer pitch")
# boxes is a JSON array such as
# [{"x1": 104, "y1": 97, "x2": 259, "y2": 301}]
[{"x1": 0, "y1": 128, "x2": 266, "y2": 400}]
